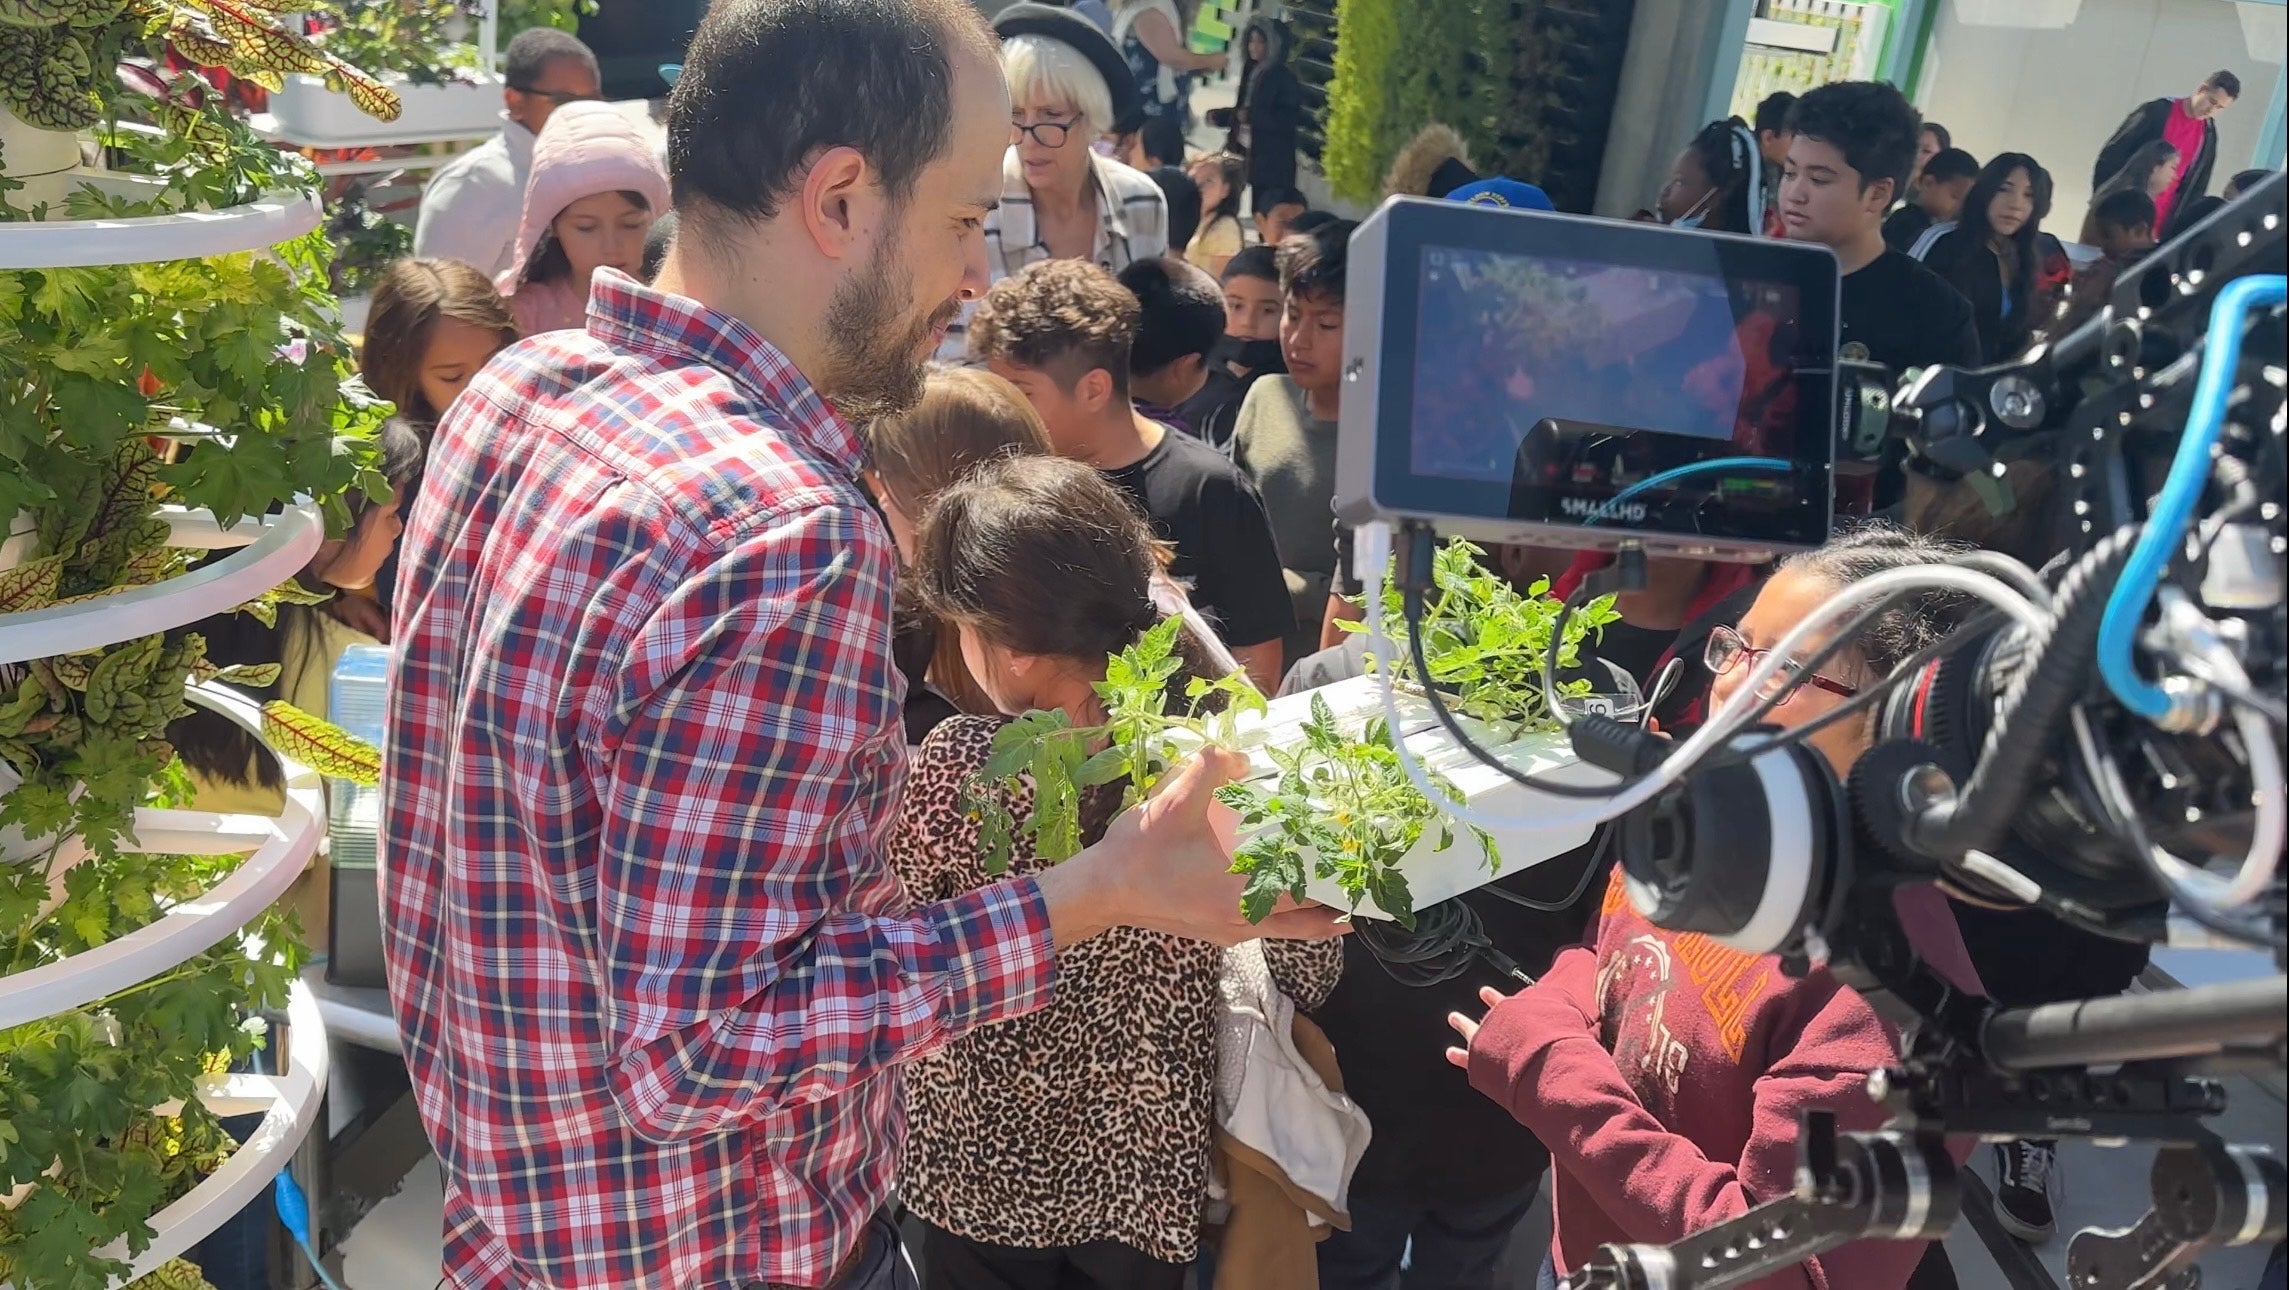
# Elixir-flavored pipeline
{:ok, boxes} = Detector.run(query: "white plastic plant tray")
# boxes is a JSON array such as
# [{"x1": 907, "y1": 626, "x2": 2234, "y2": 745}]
[
  {"x1": 259, "y1": 71, "x2": 505, "y2": 148},
  {"x1": 0, "y1": 178, "x2": 321, "y2": 271},
  {"x1": 0, "y1": 981, "x2": 332, "y2": 1287},
  {"x1": 1216, "y1": 675, "x2": 1616, "y2": 920},
  {"x1": 0, "y1": 503, "x2": 322, "y2": 666}
]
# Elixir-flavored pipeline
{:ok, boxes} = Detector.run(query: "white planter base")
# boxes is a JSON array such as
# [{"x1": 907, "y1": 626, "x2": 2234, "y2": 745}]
[
  {"x1": 263, "y1": 71, "x2": 503, "y2": 148},
  {"x1": 1214, "y1": 676, "x2": 1612, "y2": 921}
]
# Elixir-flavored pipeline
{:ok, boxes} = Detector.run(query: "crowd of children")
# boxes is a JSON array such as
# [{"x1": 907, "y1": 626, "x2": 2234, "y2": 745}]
[{"x1": 164, "y1": 3, "x2": 2276, "y2": 1286}]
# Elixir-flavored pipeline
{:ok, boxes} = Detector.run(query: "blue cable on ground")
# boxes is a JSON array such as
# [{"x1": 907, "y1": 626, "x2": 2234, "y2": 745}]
[
  {"x1": 2096, "y1": 273, "x2": 2286, "y2": 718},
  {"x1": 274, "y1": 1168, "x2": 351, "y2": 1290},
  {"x1": 261, "y1": 1007, "x2": 350, "y2": 1290}
]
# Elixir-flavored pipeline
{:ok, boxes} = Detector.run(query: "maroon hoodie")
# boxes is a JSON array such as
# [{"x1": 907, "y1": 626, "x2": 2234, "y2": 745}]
[{"x1": 1465, "y1": 871, "x2": 1937, "y2": 1289}]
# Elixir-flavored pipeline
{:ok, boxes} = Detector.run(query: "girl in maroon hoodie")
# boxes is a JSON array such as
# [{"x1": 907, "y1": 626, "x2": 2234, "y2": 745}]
[{"x1": 1447, "y1": 525, "x2": 1974, "y2": 1290}]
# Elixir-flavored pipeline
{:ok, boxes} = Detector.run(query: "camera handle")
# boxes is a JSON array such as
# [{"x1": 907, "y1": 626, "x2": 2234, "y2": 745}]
[
  {"x1": 2067, "y1": 1138, "x2": 2288, "y2": 1290},
  {"x1": 1560, "y1": 1114, "x2": 1959, "y2": 1290}
]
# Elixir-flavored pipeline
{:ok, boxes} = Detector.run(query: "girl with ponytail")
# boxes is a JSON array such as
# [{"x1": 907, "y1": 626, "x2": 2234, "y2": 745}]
[
  {"x1": 890, "y1": 453, "x2": 1343, "y2": 1287},
  {"x1": 1652, "y1": 118, "x2": 1760, "y2": 235}
]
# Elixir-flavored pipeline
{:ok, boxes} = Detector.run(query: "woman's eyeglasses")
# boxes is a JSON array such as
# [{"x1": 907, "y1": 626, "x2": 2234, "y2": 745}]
[
  {"x1": 1012, "y1": 118, "x2": 1076, "y2": 148},
  {"x1": 1704, "y1": 625, "x2": 1860, "y2": 700}
]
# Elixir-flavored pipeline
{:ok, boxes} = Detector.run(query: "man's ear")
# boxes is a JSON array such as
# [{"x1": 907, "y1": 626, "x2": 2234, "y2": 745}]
[
  {"x1": 1866, "y1": 176, "x2": 1897, "y2": 215},
  {"x1": 796, "y1": 144, "x2": 885, "y2": 260}
]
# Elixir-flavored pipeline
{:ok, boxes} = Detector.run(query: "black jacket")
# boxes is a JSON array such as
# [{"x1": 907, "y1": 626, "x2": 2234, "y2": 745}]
[
  {"x1": 1233, "y1": 18, "x2": 1300, "y2": 196},
  {"x1": 2093, "y1": 98, "x2": 2218, "y2": 214}
]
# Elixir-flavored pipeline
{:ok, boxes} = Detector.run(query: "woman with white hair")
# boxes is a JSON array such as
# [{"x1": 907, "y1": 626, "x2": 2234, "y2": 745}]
[{"x1": 942, "y1": 5, "x2": 1169, "y2": 359}]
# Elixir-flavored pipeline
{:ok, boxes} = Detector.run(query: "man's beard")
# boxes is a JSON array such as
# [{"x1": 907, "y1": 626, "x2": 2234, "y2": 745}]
[{"x1": 818, "y1": 240, "x2": 959, "y2": 424}]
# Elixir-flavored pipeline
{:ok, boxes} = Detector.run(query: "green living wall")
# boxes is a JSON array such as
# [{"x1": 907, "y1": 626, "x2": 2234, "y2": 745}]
[{"x1": 1317, "y1": 0, "x2": 1637, "y2": 213}]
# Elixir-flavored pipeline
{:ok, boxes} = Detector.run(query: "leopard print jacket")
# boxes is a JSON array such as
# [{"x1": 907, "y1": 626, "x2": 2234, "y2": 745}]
[{"x1": 889, "y1": 716, "x2": 1346, "y2": 1264}]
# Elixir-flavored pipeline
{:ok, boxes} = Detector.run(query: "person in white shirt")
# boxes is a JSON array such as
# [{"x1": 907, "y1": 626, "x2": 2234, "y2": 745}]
[
  {"x1": 412, "y1": 28, "x2": 602, "y2": 278},
  {"x1": 938, "y1": 4, "x2": 1167, "y2": 361}
]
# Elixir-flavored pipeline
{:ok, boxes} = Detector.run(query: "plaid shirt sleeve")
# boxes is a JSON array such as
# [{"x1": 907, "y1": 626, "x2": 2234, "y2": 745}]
[{"x1": 591, "y1": 499, "x2": 1060, "y2": 1139}]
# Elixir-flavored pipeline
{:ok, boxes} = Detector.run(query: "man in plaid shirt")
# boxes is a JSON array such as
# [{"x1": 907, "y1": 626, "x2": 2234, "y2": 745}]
[{"x1": 380, "y1": 2, "x2": 1344, "y2": 1288}]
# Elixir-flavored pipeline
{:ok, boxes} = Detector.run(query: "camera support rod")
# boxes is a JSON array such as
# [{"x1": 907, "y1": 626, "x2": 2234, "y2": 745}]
[{"x1": 1564, "y1": 1116, "x2": 2287, "y2": 1290}]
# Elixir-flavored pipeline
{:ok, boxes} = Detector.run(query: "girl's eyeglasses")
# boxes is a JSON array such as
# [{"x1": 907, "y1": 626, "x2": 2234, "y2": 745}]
[
  {"x1": 1012, "y1": 118, "x2": 1076, "y2": 147},
  {"x1": 1704, "y1": 625, "x2": 1860, "y2": 700}
]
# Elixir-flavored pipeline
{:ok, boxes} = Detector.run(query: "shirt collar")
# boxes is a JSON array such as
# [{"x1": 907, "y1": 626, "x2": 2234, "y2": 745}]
[
  {"x1": 584, "y1": 269, "x2": 867, "y2": 480},
  {"x1": 996, "y1": 146, "x2": 1135, "y2": 264}
]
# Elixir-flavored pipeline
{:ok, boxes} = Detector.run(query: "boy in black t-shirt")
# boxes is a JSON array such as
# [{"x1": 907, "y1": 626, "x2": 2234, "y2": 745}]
[
  {"x1": 1780, "y1": 81, "x2": 1981, "y2": 508},
  {"x1": 968, "y1": 259, "x2": 1292, "y2": 691},
  {"x1": 1119, "y1": 257, "x2": 1250, "y2": 453},
  {"x1": 1883, "y1": 145, "x2": 1979, "y2": 252}
]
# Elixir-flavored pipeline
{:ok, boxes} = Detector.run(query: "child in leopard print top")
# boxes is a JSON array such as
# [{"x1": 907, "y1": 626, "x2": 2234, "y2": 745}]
[{"x1": 889, "y1": 455, "x2": 1344, "y2": 1288}]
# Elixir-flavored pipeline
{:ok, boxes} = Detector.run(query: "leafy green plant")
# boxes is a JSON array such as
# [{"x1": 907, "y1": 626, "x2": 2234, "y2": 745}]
[
  {"x1": 0, "y1": 45, "x2": 389, "y2": 1283},
  {"x1": 1215, "y1": 694, "x2": 1489, "y2": 928},
  {"x1": 959, "y1": 617, "x2": 1490, "y2": 926},
  {"x1": 1317, "y1": 0, "x2": 1397, "y2": 204},
  {"x1": 307, "y1": 0, "x2": 484, "y2": 86},
  {"x1": 960, "y1": 616, "x2": 1267, "y2": 872},
  {"x1": 0, "y1": 865, "x2": 303, "y2": 1287},
  {"x1": 1341, "y1": 537, "x2": 1620, "y2": 734},
  {"x1": 303, "y1": 0, "x2": 594, "y2": 83},
  {"x1": 498, "y1": 0, "x2": 594, "y2": 38},
  {"x1": 324, "y1": 180, "x2": 412, "y2": 297},
  {"x1": 0, "y1": 0, "x2": 399, "y2": 133}
]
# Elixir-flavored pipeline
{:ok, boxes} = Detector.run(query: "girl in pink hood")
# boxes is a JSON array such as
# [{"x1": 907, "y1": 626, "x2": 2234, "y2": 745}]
[{"x1": 497, "y1": 100, "x2": 670, "y2": 336}]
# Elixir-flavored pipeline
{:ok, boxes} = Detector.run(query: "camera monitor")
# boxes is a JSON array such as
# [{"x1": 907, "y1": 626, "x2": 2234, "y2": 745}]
[{"x1": 1335, "y1": 197, "x2": 1842, "y2": 559}]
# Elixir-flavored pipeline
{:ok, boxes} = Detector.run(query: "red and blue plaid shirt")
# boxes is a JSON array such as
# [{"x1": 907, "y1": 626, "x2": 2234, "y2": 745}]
[{"x1": 381, "y1": 271, "x2": 1060, "y2": 1289}]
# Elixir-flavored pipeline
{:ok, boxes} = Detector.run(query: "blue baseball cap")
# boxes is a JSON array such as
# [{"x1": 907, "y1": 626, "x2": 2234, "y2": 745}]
[{"x1": 1445, "y1": 178, "x2": 1555, "y2": 211}]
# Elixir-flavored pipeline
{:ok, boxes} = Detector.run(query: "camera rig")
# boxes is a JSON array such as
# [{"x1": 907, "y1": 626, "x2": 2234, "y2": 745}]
[
  {"x1": 1331, "y1": 172, "x2": 2286, "y2": 1287},
  {"x1": 1545, "y1": 170, "x2": 2288, "y2": 1290}
]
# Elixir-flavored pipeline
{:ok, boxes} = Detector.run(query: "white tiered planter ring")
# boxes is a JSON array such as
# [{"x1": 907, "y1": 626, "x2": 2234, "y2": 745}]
[
  {"x1": 0, "y1": 684, "x2": 330, "y2": 1280},
  {"x1": 0, "y1": 982, "x2": 331, "y2": 1288},
  {"x1": 0, "y1": 504, "x2": 323, "y2": 667},
  {"x1": 0, "y1": 681, "x2": 325, "y2": 1030},
  {"x1": 2, "y1": 81, "x2": 342, "y2": 1289}
]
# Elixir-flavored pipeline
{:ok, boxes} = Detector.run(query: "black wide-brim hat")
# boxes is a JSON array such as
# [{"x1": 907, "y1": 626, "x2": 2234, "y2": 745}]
[{"x1": 992, "y1": 2, "x2": 1146, "y2": 136}]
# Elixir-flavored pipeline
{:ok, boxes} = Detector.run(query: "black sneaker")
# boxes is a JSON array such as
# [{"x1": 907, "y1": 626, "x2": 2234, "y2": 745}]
[{"x1": 1992, "y1": 1139, "x2": 2057, "y2": 1242}]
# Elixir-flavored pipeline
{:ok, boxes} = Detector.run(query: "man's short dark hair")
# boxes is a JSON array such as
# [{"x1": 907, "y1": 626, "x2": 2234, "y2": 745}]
[
  {"x1": 1286, "y1": 208, "x2": 1340, "y2": 237},
  {"x1": 505, "y1": 28, "x2": 599, "y2": 88},
  {"x1": 1279, "y1": 219, "x2": 1356, "y2": 304},
  {"x1": 1922, "y1": 121, "x2": 1952, "y2": 151},
  {"x1": 667, "y1": 0, "x2": 992, "y2": 229},
  {"x1": 1120, "y1": 258, "x2": 1225, "y2": 376},
  {"x1": 2206, "y1": 69, "x2": 2241, "y2": 98},
  {"x1": 2092, "y1": 188, "x2": 2157, "y2": 233},
  {"x1": 1259, "y1": 187, "x2": 1308, "y2": 212},
  {"x1": 969, "y1": 259, "x2": 1141, "y2": 396},
  {"x1": 1922, "y1": 147, "x2": 1980, "y2": 185},
  {"x1": 1756, "y1": 91, "x2": 1798, "y2": 137},
  {"x1": 1785, "y1": 80, "x2": 1922, "y2": 199},
  {"x1": 1221, "y1": 244, "x2": 1279, "y2": 285}
]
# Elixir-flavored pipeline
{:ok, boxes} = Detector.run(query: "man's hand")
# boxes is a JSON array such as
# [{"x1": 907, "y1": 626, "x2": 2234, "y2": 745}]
[{"x1": 1034, "y1": 746, "x2": 1350, "y2": 949}]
